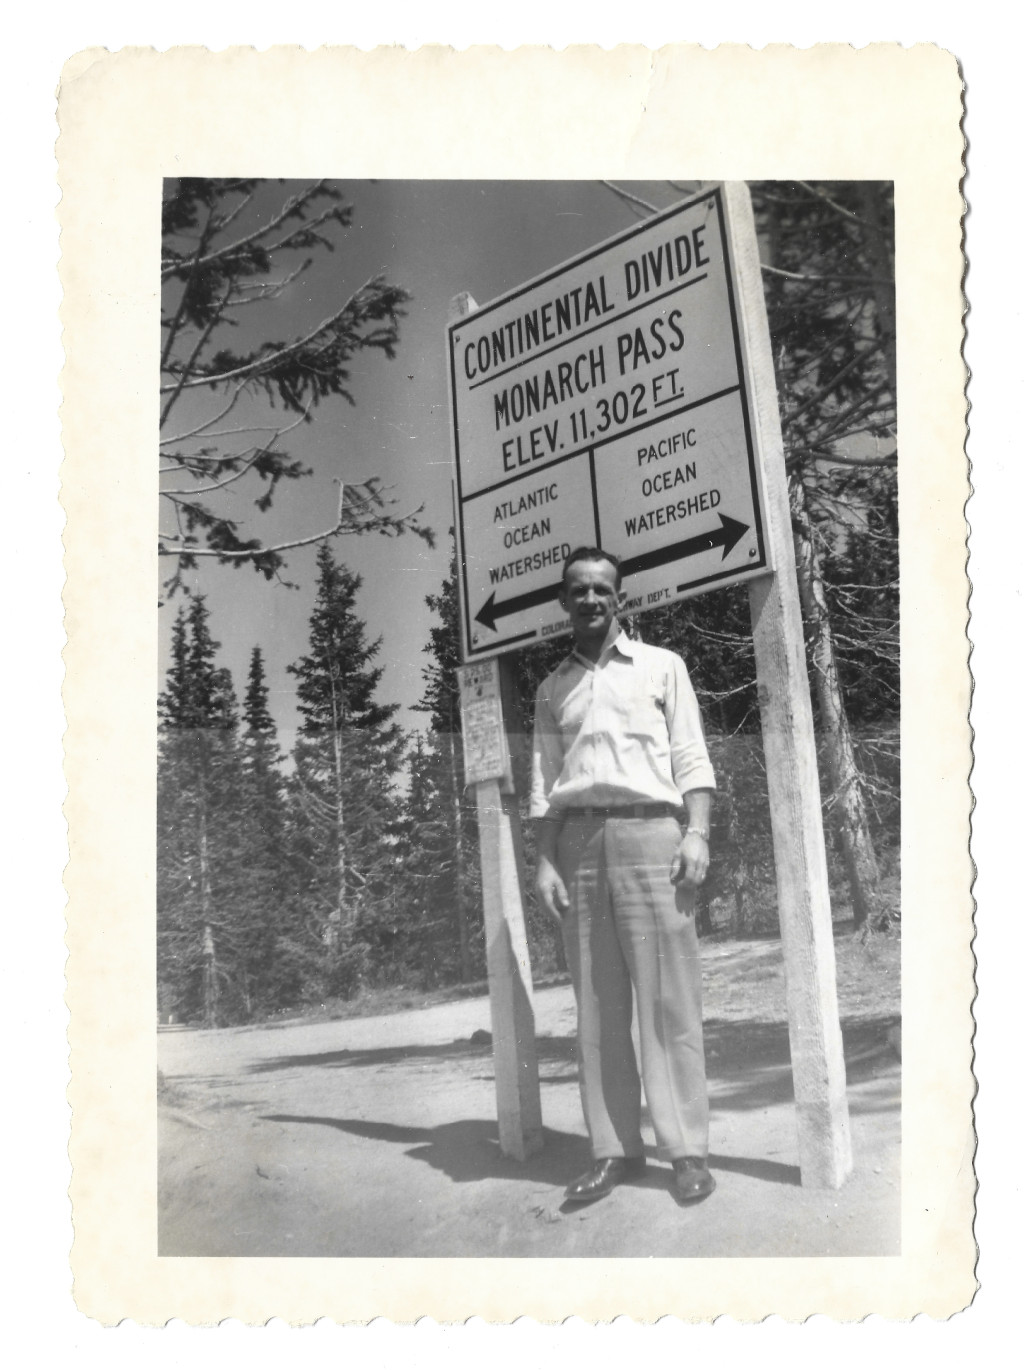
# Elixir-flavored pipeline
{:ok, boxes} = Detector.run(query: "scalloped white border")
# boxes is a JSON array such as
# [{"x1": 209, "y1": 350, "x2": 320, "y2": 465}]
[{"x1": 58, "y1": 42, "x2": 971, "y2": 1325}]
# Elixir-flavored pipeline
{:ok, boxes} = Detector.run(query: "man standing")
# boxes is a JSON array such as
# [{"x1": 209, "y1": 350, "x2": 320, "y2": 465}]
[{"x1": 531, "y1": 547, "x2": 716, "y2": 1205}]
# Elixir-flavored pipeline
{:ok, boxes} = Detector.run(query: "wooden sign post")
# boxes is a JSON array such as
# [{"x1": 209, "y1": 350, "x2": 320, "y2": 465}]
[
  {"x1": 452, "y1": 295, "x2": 543, "y2": 1163},
  {"x1": 722, "y1": 182, "x2": 853, "y2": 1187}
]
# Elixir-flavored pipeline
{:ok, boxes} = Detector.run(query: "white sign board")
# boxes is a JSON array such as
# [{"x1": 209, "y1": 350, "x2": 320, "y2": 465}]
[{"x1": 447, "y1": 185, "x2": 773, "y2": 660}]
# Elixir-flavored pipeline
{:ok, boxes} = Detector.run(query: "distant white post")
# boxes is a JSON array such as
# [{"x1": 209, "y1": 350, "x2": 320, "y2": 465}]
[
  {"x1": 451, "y1": 293, "x2": 543, "y2": 1163},
  {"x1": 722, "y1": 182, "x2": 853, "y2": 1188}
]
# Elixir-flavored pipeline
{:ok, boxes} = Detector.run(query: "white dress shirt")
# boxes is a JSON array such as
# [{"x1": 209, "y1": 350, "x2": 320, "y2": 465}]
[{"x1": 529, "y1": 632, "x2": 716, "y2": 818}]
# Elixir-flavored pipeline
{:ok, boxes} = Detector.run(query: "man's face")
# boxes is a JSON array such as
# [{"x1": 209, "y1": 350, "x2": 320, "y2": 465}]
[{"x1": 559, "y1": 558, "x2": 624, "y2": 643}]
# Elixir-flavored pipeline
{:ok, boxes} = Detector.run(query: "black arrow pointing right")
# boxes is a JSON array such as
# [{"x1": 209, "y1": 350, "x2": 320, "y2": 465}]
[{"x1": 619, "y1": 512, "x2": 750, "y2": 579}]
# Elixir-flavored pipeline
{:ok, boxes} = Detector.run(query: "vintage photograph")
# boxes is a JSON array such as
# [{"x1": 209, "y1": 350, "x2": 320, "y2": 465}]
[
  {"x1": 155, "y1": 176, "x2": 901, "y2": 1260},
  {"x1": 60, "y1": 43, "x2": 971, "y2": 1323}
]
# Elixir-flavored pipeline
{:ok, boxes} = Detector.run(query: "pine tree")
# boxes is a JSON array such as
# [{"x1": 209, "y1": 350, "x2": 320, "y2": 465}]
[
  {"x1": 287, "y1": 544, "x2": 405, "y2": 997},
  {"x1": 157, "y1": 595, "x2": 244, "y2": 1024},
  {"x1": 386, "y1": 735, "x2": 485, "y2": 987},
  {"x1": 230, "y1": 646, "x2": 306, "y2": 1015},
  {"x1": 415, "y1": 547, "x2": 479, "y2": 982},
  {"x1": 243, "y1": 645, "x2": 276, "y2": 734}
]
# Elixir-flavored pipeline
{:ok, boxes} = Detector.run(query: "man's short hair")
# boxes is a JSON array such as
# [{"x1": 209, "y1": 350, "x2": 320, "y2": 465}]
[{"x1": 561, "y1": 546, "x2": 623, "y2": 591}]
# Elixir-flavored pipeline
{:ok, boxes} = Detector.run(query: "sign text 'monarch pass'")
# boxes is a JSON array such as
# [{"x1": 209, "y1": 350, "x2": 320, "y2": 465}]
[{"x1": 447, "y1": 184, "x2": 774, "y2": 661}]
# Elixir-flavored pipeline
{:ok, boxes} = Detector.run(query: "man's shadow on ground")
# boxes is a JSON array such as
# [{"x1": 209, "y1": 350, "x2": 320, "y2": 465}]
[
  {"x1": 250, "y1": 1017, "x2": 898, "y2": 1109},
  {"x1": 259, "y1": 1113, "x2": 802, "y2": 1189},
  {"x1": 256, "y1": 1015, "x2": 898, "y2": 1194}
]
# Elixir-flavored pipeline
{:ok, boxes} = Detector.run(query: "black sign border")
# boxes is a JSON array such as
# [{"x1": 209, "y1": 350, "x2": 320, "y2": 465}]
[{"x1": 448, "y1": 185, "x2": 769, "y2": 661}]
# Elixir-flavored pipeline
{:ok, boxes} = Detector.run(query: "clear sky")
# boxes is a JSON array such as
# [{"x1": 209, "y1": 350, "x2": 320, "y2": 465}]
[{"x1": 160, "y1": 179, "x2": 698, "y2": 750}]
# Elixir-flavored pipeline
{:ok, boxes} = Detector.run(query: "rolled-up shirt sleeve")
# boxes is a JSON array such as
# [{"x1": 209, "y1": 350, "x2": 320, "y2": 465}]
[
  {"x1": 664, "y1": 654, "x2": 717, "y2": 796},
  {"x1": 530, "y1": 686, "x2": 565, "y2": 818}
]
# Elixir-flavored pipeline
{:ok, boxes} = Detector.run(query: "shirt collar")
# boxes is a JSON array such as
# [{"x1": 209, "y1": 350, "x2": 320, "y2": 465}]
[{"x1": 565, "y1": 629, "x2": 635, "y2": 670}]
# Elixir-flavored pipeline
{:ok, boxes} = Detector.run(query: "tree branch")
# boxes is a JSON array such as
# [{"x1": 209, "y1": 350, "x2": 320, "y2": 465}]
[
  {"x1": 793, "y1": 181, "x2": 888, "y2": 237},
  {"x1": 162, "y1": 405, "x2": 312, "y2": 494},
  {"x1": 159, "y1": 485, "x2": 432, "y2": 563},
  {"x1": 802, "y1": 380, "x2": 893, "y2": 450},
  {"x1": 781, "y1": 342, "x2": 883, "y2": 431},
  {"x1": 159, "y1": 385, "x2": 246, "y2": 446},
  {"x1": 227, "y1": 262, "x2": 308, "y2": 305},
  {"x1": 209, "y1": 187, "x2": 255, "y2": 235},
  {"x1": 600, "y1": 180, "x2": 660, "y2": 216},
  {"x1": 810, "y1": 449, "x2": 897, "y2": 469},
  {"x1": 762, "y1": 263, "x2": 895, "y2": 286},
  {"x1": 161, "y1": 180, "x2": 332, "y2": 279},
  {"x1": 160, "y1": 277, "x2": 236, "y2": 424},
  {"x1": 160, "y1": 203, "x2": 217, "y2": 370},
  {"x1": 159, "y1": 274, "x2": 386, "y2": 396},
  {"x1": 162, "y1": 450, "x2": 264, "y2": 496}
]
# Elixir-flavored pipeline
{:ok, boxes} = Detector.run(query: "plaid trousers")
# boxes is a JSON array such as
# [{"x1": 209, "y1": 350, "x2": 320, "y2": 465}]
[{"x1": 557, "y1": 813, "x2": 709, "y2": 1161}]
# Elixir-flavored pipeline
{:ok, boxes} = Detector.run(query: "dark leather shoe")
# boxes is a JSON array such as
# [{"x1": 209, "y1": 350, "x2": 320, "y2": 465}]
[
  {"x1": 564, "y1": 1155, "x2": 646, "y2": 1203},
  {"x1": 672, "y1": 1156, "x2": 715, "y2": 1202}
]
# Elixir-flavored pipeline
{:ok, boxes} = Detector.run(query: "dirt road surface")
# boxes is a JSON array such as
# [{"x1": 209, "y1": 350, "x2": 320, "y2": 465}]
[{"x1": 158, "y1": 947, "x2": 900, "y2": 1259}]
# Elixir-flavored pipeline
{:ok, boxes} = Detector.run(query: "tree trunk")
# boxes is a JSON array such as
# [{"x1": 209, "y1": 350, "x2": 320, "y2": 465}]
[
  {"x1": 722, "y1": 791, "x2": 749, "y2": 938},
  {"x1": 198, "y1": 787, "x2": 220, "y2": 1027},
  {"x1": 327, "y1": 666, "x2": 346, "y2": 948},
  {"x1": 730, "y1": 866, "x2": 748, "y2": 939},
  {"x1": 790, "y1": 473, "x2": 882, "y2": 928},
  {"x1": 331, "y1": 724, "x2": 347, "y2": 941},
  {"x1": 854, "y1": 183, "x2": 896, "y2": 403},
  {"x1": 201, "y1": 923, "x2": 218, "y2": 1028},
  {"x1": 447, "y1": 726, "x2": 473, "y2": 983}
]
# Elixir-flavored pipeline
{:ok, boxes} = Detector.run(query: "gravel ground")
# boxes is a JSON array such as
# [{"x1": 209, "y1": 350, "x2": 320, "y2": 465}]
[{"x1": 158, "y1": 937, "x2": 901, "y2": 1260}]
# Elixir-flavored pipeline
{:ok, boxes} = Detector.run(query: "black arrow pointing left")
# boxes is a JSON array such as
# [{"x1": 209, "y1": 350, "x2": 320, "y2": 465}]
[{"x1": 474, "y1": 581, "x2": 561, "y2": 632}]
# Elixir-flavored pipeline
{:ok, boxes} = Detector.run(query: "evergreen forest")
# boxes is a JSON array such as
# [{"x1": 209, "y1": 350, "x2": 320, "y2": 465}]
[{"x1": 157, "y1": 180, "x2": 899, "y2": 1027}]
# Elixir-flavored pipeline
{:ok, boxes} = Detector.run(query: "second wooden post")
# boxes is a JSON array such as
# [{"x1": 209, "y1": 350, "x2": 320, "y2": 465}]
[{"x1": 723, "y1": 182, "x2": 853, "y2": 1188}]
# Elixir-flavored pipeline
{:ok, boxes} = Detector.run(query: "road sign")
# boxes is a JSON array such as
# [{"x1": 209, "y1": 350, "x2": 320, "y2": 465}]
[{"x1": 447, "y1": 184, "x2": 774, "y2": 660}]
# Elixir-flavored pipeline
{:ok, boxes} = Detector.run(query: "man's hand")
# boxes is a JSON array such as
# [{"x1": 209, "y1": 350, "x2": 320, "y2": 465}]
[
  {"x1": 536, "y1": 854, "x2": 570, "y2": 923},
  {"x1": 670, "y1": 831, "x2": 709, "y2": 889}
]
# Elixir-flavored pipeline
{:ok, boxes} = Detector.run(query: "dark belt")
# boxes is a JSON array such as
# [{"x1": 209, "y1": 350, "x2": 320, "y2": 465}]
[{"x1": 560, "y1": 802, "x2": 682, "y2": 820}]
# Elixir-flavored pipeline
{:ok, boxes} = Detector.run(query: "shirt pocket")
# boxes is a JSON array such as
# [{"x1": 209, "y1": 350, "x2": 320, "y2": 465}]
[{"x1": 604, "y1": 664, "x2": 667, "y2": 736}]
